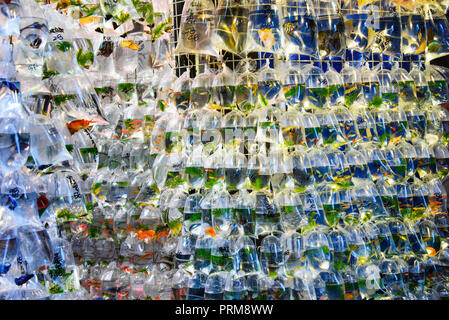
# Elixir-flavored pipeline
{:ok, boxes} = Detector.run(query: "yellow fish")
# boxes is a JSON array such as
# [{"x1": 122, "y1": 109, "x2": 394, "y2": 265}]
[
  {"x1": 257, "y1": 29, "x2": 275, "y2": 50},
  {"x1": 120, "y1": 40, "x2": 139, "y2": 51},
  {"x1": 414, "y1": 38, "x2": 427, "y2": 55},
  {"x1": 358, "y1": 257, "x2": 368, "y2": 265},
  {"x1": 80, "y1": 16, "x2": 102, "y2": 25},
  {"x1": 208, "y1": 103, "x2": 224, "y2": 110},
  {"x1": 426, "y1": 247, "x2": 438, "y2": 257}
]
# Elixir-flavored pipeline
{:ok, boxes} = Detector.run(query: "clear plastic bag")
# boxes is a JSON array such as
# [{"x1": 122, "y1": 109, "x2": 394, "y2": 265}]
[
  {"x1": 49, "y1": 74, "x2": 107, "y2": 124},
  {"x1": 282, "y1": 63, "x2": 306, "y2": 108},
  {"x1": 114, "y1": 38, "x2": 139, "y2": 76},
  {"x1": 0, "y1": 79, "x2": 23, "y2": 117},
  {"x1": 246, "y1": 0, "x2": 283, "y2": 53},
  {"x1": 191, "y1": 68, "x2": 214, "y2": 109},
  {"x1": 316, "y1": 14, "x2": 345, "y2": 58},
  {"x1": 214, "y1": 0, "x2": 250, "y2": 55},
  {"x1": 175, "y1": 0, "x2": 219, "y2": 57},
  {"x1": 0, "y1": 117, "x2": 30, "y2": 172},
  {"x1": 257, "y1": 62, "x2": 282, "y2": 107},
  {"x1": 0, "y1": 0, "x2": 20, "y2": 37},
  {"x1": 426, "y1": 14, "x2": 449, "y2": 60},
  {"x1": 280, "y1": 0, "x2": 318, "y2": 57},
  {"x1": 29, "y1": 115, "x2": 73, "y2": 167},
  {"x1": 370, "y1": 14, "x2": 402, "y2": 58},
  {"x1": 341, "y1": 63, "x2": 362, "y2": 108},
  {"x1": 400, "y1": 14, "x2": 427, "y2": 55},
  {"x1": 343, "y1": 12, "x2": 375, "y2": 53},
  {"x1": 213, "y1": 64, "x2": 237, "y2": 109}
]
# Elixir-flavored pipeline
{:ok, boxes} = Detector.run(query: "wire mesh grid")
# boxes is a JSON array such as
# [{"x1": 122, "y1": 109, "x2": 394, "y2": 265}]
[
  {"x1": 170, "y1": 0, "x2": 283, "y2": 76},
  {"x1": 170, "y1": 0, "x2": 446, "y2": 78}
]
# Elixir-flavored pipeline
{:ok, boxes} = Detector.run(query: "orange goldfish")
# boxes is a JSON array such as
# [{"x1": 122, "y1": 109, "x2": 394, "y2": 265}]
[
  {"x1": 137, "y1": 229, "x2": 155, "y2": 240},
  {"x1": 205, "y1": 227, "x2": 216, "y2": 237},
  {"x1": 66, "y1": 119, "x2": 96, "y2": 135},
  {"x1": 157, "y1": 229, "x2": 170, "y2": 240},
  {"x1": 426, "y1": 247, "x2": 439, "y2": 257},
  {"x1": 137, "y1": 253, "x2": 155, "y2": 261}
]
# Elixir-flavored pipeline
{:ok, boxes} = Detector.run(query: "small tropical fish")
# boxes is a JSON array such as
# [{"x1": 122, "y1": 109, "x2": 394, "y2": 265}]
[
  {"x1": 197, "y1": 13, "x2": 213, "y2": 20},
  {"x1": 137, "y1": 229, "x2": 155, "y2": 240},
  {"x1": 121, "y1": 266, "x2": 133, "y2": 272},
  {"x1": 15, "y1": 274, "x2": 34, "y2": 286},
  {"x1": 80, "y1": 16, "x2": 103, "y2": 25},
  {"x1": 97, "y1": 41, "x2": 114, "y2": 57},
  {"x1": 426, "y1": 247, "x2": 439, "y2": 257},
  {"x1": 208, "y1": 103, "x2": 225, "y2": 110},
  {"x1": 345, "y1": 293, "x2": 356, "y2": 300},
  {"x1": 358, "y1": 257, "x2": 368, "y2": 265},
  {"x1": 7, "y1": 195, "x2": 17, "y2": 210},
  {"x1": 0, "y1": 263, "x2": 11, "y2": 275},
  {"x1": 37, "y1": 194, "x2": 50, "y2": 211},
  {"x1": 157, "y1": 229, "x2": 170, "y2": 240},
  {"x1": 137, "y1": 253, "x2": 154, "y2": 261},
  {"x1": 257, "y1": 29, "x2": 275, "y2": 50},
  {"x1": 66, "y1": 119, "x2": 96, "y2": 135},
  {"x1": 56, "y1": 0, "x2": 70, "y2": 10},
  {"x1": 205, "y1": 227, "x2": 216, "y2": 237},
  {"x1": 120, "y1": 40, "x2": 139, "y2": 50}
]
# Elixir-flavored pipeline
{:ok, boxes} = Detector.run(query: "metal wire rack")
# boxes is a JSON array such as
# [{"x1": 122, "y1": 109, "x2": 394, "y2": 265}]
[
  {"x1": 170, "y1": 0, "x2": 447, "y2": 77},
  {"x1": 171, "y1": 0, "x2": 285, "y2": 77}
]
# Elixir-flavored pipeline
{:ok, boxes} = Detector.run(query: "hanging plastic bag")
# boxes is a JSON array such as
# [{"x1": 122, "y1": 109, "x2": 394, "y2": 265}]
[
  {"x1": 92, "y1": 35, "x2": 117, "y2": 79},
  {"x1": 0, "y1": 79, "x2": 23, "y2": 117},
  {"x1": 291, "y1": 148, "x2": 315, "y2": 192},
  {"x1": 409, "y1": 62, "x2": 431, "y2": 107},
  {"x1": 316, "y1": 110, "x2": 345, "y2": 147},
  {"x1": 316, "y1": 14, "x2": 345, "y2": 58},
  {"x1": 172, "y1": 69, "x2": 192, "y2": 113},
  {"x1": 280, "y1": 109, "x2": 303, "y2": 147},
  {"x1": 281, "y1": 62, "x2": 305, "y2": 109},
  {"x1": 343, "y1": 6, "x2": 375, "y2": 53},
  {"x1": 246, "y1": 0, "x2": 283, "y2": 53},
  {"x1": 308, "y1": 148, "x2": 333, "y2": 185},
  {"x1": 114, "y1": 38, "x2": 139, "y2": 76},
  {"x1": 370, "y1": 12, "x2": 402, "y2": 58},
  {"x1": 324, "y1": 65, "x2": 345, "y2": 107},
  {"x1": 212, "y1": 64, "x2": 237, "y2": 109},
  {"x1": 29, "y1": 114, "x2": 73, "y2": 168},
  {"x1": 0, "y1": 117, "x2": 30, "y2": 172},
  {"x1": 341, "y1": 63, "x2": 362, "y2": 108},
  {"x1": 302, "y1": 112, "x2": 322, "y2": 147},
  {"x1": 280, "y1": 0, "x2": 318, "y2": 57},
  {"x1": 175, "y1": 0, "x2": 219, "y2": 57},
  {"x1": 426, "y1": 13, "x2": 449, "y2": 60},
  {"x1": 427, "y1": 65, "x2": 449, "y2": 104},
  {"x1": 214, "y1": 0, "x2": 249, "y2": 55},
  {"x1": 191, "y1": 68, "x2": 214, "y2": 109},
  {"x1": 257, "y1": 61, "x2": 282, "y2": 107},
  {"x1": 400, "y1": 14, "x2": 427, "y2": 55},
  {"x1": 50, "y1": 74, "x2": 107, "y2": 125},
  {"x1": 392, "y1": 63, "x2": 418, "y2": 108},
  {"x1": 235, "y1": 62, "x2": 259, "y2": 113},
  {"x1": 149, "y1": 37, "x2": 173, "y2": 71},
  {"x1": 0, "y1": 0, "x2": 20, "y2": 36},
  {"x1": 48, "y1": 171, "x2": 86, "y2": 225},
  {"x1": 352, "y1": 182, "x2": 388, "y2": 222}
]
